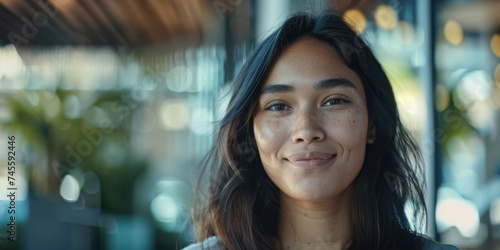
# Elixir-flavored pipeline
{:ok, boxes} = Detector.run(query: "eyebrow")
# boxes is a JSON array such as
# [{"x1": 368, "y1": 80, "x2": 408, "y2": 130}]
[{"x1": 259, "y1": 78, "x2": 357, "y2": 96}]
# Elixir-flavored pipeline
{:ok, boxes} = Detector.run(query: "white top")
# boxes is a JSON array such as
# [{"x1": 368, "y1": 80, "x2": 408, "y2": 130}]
[
  {"x1": 182, "y1": 235, "x2": 461, "y2": 250},
  {"x1": 182, "y1": 236, "x2": 222, "y2": 250}
]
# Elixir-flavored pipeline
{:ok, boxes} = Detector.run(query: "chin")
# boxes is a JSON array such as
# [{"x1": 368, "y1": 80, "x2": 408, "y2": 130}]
[
  {"x1": 286, "y1": 185, "x2": 344, "y2": 202},
  {"x1": 284, "y1": 175, "x2": 356, "y2": 202}
]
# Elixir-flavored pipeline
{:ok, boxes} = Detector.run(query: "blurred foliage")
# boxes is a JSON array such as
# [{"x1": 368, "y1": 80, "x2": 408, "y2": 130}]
[
  {"x1": 436, "y1": 91, "x2": 477, "y2": 159},
  {"x1": 3, "y1": 87, "x2": 148, "y2": 214}
]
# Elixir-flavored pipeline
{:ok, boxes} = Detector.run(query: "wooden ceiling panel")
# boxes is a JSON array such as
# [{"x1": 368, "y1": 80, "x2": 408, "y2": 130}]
[{"x1": 0, "y1": 0, "x2": 216, "y2": 46}]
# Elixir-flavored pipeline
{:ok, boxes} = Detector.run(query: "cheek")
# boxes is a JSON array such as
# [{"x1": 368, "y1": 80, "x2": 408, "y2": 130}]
[
  {"x1": 329, "y1": 107, "x2": 368, "y2": 146},
  {"x1": 253, "y1": 117, "x2": 288, "y2": 160}
]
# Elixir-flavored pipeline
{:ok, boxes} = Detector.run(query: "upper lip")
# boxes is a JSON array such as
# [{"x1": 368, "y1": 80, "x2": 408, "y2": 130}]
[{"x1": 286, "y1": 152, "x2": 336, "y2": 162}]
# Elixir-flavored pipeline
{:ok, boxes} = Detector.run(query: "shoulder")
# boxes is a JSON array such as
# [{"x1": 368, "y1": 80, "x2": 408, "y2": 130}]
[
  {"x1": 182, "y1": 236, "x2": 222, "y2": 250},
  {"x1": 420, "y1": 237, "x2": 461, "y2": 250}
]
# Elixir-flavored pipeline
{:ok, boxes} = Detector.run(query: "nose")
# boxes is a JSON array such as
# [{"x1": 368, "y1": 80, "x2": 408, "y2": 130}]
[{"x1": 291, "y1": 108, "x2": 326, "y2": 144}]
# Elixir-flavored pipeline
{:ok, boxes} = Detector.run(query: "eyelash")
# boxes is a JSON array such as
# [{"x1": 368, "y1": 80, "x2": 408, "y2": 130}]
[{"x1": 265, "y1": 95, "x2": 350, "y2": 112}]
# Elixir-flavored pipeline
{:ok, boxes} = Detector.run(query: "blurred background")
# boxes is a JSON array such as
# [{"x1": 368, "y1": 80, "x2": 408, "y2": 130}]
[{"x1": 0, "y1": 0, "x2": 498, "y2": 249}]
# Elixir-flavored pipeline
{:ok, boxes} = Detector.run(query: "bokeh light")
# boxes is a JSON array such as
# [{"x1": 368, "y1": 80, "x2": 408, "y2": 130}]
[
  {"x1": 492, "y1": 33, "x2": 500, "y2": 58},
  {"x1": 436, "y1": 187, "x2": 480, "y2": 238},
  {"x1": 374, "y1": 5, "x2": 397, "y2": 30},
  {"x1": 60, "y1": 174, "x2": 81, "y2": 202},
  {"x1": 468, "y1": 98, "x2": 495, "y2": 130},
  {"x1": 0, "y1": 45, "x2": 24, "y2": 80},
  {"x1": 435, "y1": 84, "x2": 450, "y2": 112},
  {"x1": 167, "y1": 66, "x2": 193, "y2": 92},
  {"x1": 151, "y1": 194, "x2": 178, "y2": 223},
  {"x1": 343, "y1": 8, "x2": 366, "y2": 35},
  {"x1": 62, "y1": 95, "x2": 82, "y2": 119},
  {"x1": 150, "y1": 179, "x2": 191, "y2": 232},
  {"x1": 436, "y1": 198, "x2": 480, "y2": 237},
  {"x1": 159, "y1": 100, "x2": 189, "y2": 130},
  {"x1": 454, "y1": 70, "x2": 490, "y2": 110},
  {"x1": 444, "y1": 20, "x2": 463, "y2": 45},
  {"x1": 397, "y1": 21, "x2": 415, "y2": 44}
]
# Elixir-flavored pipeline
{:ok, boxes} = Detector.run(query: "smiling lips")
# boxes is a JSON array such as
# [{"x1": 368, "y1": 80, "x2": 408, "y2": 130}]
[{"x1": 285, "y1": 152, "x2": 336, "y2": 169}]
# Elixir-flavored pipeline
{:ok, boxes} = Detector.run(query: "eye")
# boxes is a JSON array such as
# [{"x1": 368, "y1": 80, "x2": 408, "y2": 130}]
[
  {"x1": 265, "y1": 102, "x2": 292, "y2": 112},
  {"x1": 323, "y1": 95, "x2": 350, "y2": 107}
]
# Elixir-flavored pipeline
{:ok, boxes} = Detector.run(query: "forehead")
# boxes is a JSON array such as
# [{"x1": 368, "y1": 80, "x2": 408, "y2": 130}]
[{"x1": 262, "y1": 37, "x2": 363, "y2": 91}]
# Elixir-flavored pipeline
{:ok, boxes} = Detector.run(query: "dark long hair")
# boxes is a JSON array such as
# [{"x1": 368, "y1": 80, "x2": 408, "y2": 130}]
[{"x1": 192, "y1": 10, "x2": 427, "y2": 250}]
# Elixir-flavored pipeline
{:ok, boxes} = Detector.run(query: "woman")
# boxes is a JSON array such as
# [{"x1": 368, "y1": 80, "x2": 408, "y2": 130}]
[{"x1": 185, "y1": 10, "x2": 459, "y2": 250}]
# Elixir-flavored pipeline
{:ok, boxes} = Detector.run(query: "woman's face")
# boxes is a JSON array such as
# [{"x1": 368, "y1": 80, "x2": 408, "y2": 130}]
[{"x1": 253, "y1": 37, "x2": 370, "y2": 202}]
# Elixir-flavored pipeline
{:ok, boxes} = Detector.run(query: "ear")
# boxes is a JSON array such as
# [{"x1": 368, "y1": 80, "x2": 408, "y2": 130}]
[{"x1": 367, "y1": 120, "x2": 376, "y2": 144}]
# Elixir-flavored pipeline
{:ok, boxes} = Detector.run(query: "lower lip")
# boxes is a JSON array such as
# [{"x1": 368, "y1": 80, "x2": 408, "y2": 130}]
[{"x1": 286, "y1": 155, "x2": 336, "y2": 169}]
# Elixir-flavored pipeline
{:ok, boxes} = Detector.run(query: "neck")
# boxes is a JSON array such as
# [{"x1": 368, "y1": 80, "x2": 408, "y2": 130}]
[{"x1": 277, "y1": 189, "x2": 352, "y2": 250}]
